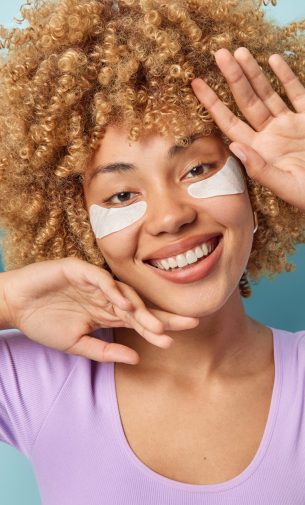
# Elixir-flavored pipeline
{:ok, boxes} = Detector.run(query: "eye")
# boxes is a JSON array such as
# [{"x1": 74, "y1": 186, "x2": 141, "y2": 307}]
[
  {"x1": 106, "y1": 191, "x2": 137, "y2": 205},
  {"x1": 184, "y1": 162, "x2": 216, "y2": 179}
]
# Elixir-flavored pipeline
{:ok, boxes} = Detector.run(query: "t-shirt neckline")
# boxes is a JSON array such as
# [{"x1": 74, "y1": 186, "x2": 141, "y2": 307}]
[{"x1": 106, "y1": 325, "x2": 282, "y2": 493}]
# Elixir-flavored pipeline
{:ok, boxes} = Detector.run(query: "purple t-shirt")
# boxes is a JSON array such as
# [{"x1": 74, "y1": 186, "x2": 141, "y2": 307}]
[{"x1": 0, "y1": 325, "x2": 305, "y2": 504}]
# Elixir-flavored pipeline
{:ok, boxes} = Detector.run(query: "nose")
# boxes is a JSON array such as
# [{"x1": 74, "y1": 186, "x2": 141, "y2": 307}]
[{"x1": 144, "y1": 189, "x2": 197, "y2": 236}]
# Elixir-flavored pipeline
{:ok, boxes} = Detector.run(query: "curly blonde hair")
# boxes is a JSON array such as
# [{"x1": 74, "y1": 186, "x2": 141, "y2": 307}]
[{"x1": 0, "y1": 0, "x2": 304, "y2": 297}]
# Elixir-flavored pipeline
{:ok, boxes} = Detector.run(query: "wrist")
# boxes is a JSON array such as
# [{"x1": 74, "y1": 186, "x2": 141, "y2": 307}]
[{"x1": 0, "y1": 271, "x2": 15, "y2": 330}]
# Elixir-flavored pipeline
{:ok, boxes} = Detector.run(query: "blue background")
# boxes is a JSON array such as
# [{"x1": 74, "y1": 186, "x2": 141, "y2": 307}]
[{"x1": 0, "y1": 1, "x2": 305, "y2": 503}]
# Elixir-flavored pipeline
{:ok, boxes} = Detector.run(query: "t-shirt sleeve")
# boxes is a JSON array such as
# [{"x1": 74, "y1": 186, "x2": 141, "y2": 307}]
[{"x1": 0, "y1": 329, "x2": 79, "y2": 458}]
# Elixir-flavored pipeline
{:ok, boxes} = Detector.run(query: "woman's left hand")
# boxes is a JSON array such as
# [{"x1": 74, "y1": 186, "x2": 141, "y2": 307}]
[{"x1": 191, "y1": 47, "x2": 305, "y2": 211}]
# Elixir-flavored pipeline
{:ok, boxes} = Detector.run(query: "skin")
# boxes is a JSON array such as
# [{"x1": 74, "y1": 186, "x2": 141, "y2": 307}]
[
  {"x1": 191, "y1": 48, "x2": 305, "y2": 211},
  {"x1": 82, "y1": 43, "x2": 305, "y2": 388},
  {"x1": 83, "y1": 125, "x2": 273, "y2": 386}
]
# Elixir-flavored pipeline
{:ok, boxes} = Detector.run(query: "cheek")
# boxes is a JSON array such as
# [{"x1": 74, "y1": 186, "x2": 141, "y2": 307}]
[
  {"x1": 89, "y1": 201, "x2": 147, "y2": 265},
  {"x1": 196, "y1": 193, "x2": 252, "y2": 229},
  {"x1": 210, "y1": 194, "x2": 254, "y2": 274},
  {"x1": 197, "y1": 193, "x2": 254, "y2": 268},
  {"x1": 97, "y1": 225, "x2": 140, "y2": 264}
]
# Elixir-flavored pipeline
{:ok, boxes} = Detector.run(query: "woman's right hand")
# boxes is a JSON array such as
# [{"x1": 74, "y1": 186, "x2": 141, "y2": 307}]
[{"x1": 1, "y1": 257, "x2": 199, "y2": 364}]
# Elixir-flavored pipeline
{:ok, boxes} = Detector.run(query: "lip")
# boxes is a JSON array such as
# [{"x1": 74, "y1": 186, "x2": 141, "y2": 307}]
[
  {"x1": 142, "y1": 232, "x2": 223, "y2": 262},
  {"x1": 144, "y1": 236, "x2": 223, "y2": 284}
]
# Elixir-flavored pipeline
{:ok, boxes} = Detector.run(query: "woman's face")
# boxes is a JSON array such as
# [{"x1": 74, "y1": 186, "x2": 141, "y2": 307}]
[{"x1": 83, "y1": 124, "x2": 255, "y2": 318}]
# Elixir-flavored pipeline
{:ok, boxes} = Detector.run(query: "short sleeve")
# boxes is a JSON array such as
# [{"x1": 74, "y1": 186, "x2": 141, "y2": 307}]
[{"x1": 0, "y1": 329, "x2": 79, "y2": 458}]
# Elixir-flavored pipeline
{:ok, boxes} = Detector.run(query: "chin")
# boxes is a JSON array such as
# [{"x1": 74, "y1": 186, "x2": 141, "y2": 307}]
[{"x1": 144, "y1": 284, "x2": 230, "y2": 319}]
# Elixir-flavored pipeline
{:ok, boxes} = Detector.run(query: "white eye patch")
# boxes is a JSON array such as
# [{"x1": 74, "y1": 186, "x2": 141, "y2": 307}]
[
  {"x1": 187, "y1": 156, "x2": 246, "y2": 198},
  {"x1": 89, "y1": 156, "x2": 246, "y2": 239},
  {"x1": 89, "y1": 200, "x2": 148, "y2": 239}
]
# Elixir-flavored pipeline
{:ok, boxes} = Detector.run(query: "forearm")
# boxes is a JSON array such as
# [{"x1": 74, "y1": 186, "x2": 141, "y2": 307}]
[{"x1": 0, "y1": 271, "x2": 14, "y2": 330}]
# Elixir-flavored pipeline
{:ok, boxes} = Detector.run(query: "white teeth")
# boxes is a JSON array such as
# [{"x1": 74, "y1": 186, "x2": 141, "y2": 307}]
[
  {"x1": 168, "y1": 257, "x2": 178, "y2": 269},
  {"x1": 160, "y1": 259, "x2": 170, "y2": 270},
  {"x1": 186, "y1": 250, "x2": 198, "y2": 264},
  {"x1": 176, "y1": 254, "x2": 188, "y2": 268},
  {"x1": 150, "y1": 238, "x2": 219, "y2": 271},
  {"x1": 194, "y1": 246, "x2": 204, "y2": 258},
  {"x1": 201, "y1": 243, "x2": 209, "y2": 255}
]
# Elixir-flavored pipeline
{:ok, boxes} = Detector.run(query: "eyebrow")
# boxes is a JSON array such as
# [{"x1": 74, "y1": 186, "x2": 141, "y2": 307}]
[{"x1": 87, "y1": 132, "x2": 204, "y2": 185}]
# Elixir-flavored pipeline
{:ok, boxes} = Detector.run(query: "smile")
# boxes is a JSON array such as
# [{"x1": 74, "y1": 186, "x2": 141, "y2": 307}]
[
  {"x1": 143, "y1": 235, "x2": 224, "y2": 284},
  {"x1": 148, "y1": 236, "x2": 219, "y2": 271}
]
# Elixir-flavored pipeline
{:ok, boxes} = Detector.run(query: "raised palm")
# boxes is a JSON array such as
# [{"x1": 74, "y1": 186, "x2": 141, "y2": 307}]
[{"x1": 191, "y1": 47, "x2": 305, "y2": 210}]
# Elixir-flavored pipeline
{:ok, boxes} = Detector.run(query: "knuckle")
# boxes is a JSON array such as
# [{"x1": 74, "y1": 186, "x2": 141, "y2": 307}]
[
  {"x1": 208, "y1": 93, "x2": 219, "y2": 109},
  {"x1": 246, "y1": 93, "x2": 259, "y2": 109},
  {"x1": 227, "y1": 115, "x2": 239, "y2": 133},
  {"x1": 229, "y1": 70, "x2": 243, "y2": 86},
  {"x1": 118, "y1": 308, "x2": 132, "y2": 322}
]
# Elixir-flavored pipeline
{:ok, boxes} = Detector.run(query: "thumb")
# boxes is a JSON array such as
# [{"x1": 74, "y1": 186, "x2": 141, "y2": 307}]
[
  {"x1": 229, "y1": 143, "x2": 301, "y2": 208},
  {"x1": 229, "y1": 142, "x2": 276, "y2": 188}
]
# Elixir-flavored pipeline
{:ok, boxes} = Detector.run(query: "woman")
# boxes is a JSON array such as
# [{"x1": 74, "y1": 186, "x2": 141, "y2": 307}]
[{"x1": 0, "y1": 0, "x2": 305, "y2": 503}]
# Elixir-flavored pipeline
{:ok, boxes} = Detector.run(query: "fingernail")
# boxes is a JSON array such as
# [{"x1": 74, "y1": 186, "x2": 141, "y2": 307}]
[
  {"x1": 159, "y1": 336, "x2": 174, "y2": 348},
  {"x1": 123, "y1": 356, "x2": 139, "y2": 365}
]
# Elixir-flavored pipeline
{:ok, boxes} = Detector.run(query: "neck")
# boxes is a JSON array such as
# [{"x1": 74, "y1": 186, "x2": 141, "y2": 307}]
[{"x1": 113, "y1": 288, "x2": 270, "y2": 382}]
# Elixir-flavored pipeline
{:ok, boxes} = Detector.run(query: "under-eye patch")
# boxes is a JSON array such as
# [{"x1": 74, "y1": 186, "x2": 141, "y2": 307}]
[
  {"x1": 89, "y1": 200, "x2": 147, "y2": 239},
  {"x1": 89, "y1": 156, "x2": 246, "y2": 239},
  {"x1": 187, "y1": 156, "x2": 246, "y2": 198}
]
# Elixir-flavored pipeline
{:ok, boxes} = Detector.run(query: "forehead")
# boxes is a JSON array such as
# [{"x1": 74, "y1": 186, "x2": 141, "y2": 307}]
[{"x1": 91, "y1": 124, "x2": 226, "y2": 165}]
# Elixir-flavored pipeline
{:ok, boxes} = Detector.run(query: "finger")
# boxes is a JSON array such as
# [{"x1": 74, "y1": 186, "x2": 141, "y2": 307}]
[
  {"x1": 65, "y1": 335, "x2": 140, "y2": 364},
  {"x1": 93, "y1": 299, "x2": 168, "y2": 343},
  {"x1": 213, "y1": 48, "x2": 274, "y2": 130},
  {"x1": 105, "y1": 282, "x2": 175, "y2": 348},
  {"x1": 101, "y1": 282, "x2": 135, "y2": 311},
  {"x1": 229, "y1": 142, "x2": 295, "y2": 201},
  {"x1": 268, "y1": 53, "x2": 305, "y2": 113},
  {"x1": 150, "y1": 309, "x2": 200, "y2": 331},
  {"x1": 232, "y1": 47, "x2": 289, "y2": 119},
  {"x1": 77, "y1": 261, "x2": 135, "y2": 311},
  {"x1": 132, "y1": 306, "x2": 166, "y2": 334},
  {"x1": 116, "y1": 282, "x2": 165, "y2": 334},
  {"x1": 191, "y1": 77, "x2": 255, "y2": 144},
  {"x1": 119, "y1": 308, "x2": 174, "y2": 349}
]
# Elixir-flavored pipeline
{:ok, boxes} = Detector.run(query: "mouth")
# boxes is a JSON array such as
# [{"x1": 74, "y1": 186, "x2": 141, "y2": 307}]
[
  {"x1": 143, "y1": 234, "x2": 224, "y2": 285},
  {"x1": 144, "y1": 235, "x2": 222, "y2": 270}
]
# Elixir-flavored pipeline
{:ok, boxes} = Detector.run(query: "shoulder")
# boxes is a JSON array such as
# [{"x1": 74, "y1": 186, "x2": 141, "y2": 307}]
[
  {"x1": 0, "y1": 328, "x2": 78, "y2": 369},
  {"x1": 273, "y1": 326, "x2": 305, "y2": 346},
  {"x1": 0, "y1": 326, "x2": 114, "y2": 367},
  {"x1": 272, "y1": 326, "x2": 305, "y2": 368},
  {"x1": 0, "y1": 327, "x2": 113, "y2": 456},
  {"x1": 0, "y1": 328, "x2": 80, "y2": 411}
]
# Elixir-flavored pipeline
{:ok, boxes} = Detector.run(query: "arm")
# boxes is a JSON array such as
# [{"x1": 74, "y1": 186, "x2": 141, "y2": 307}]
[
  {"x1": 0, "y1": 258, "x2": 197, "y2": 362},
  {"x1": 0, "y1": 271, "x2": 14, "y2": 330}
]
